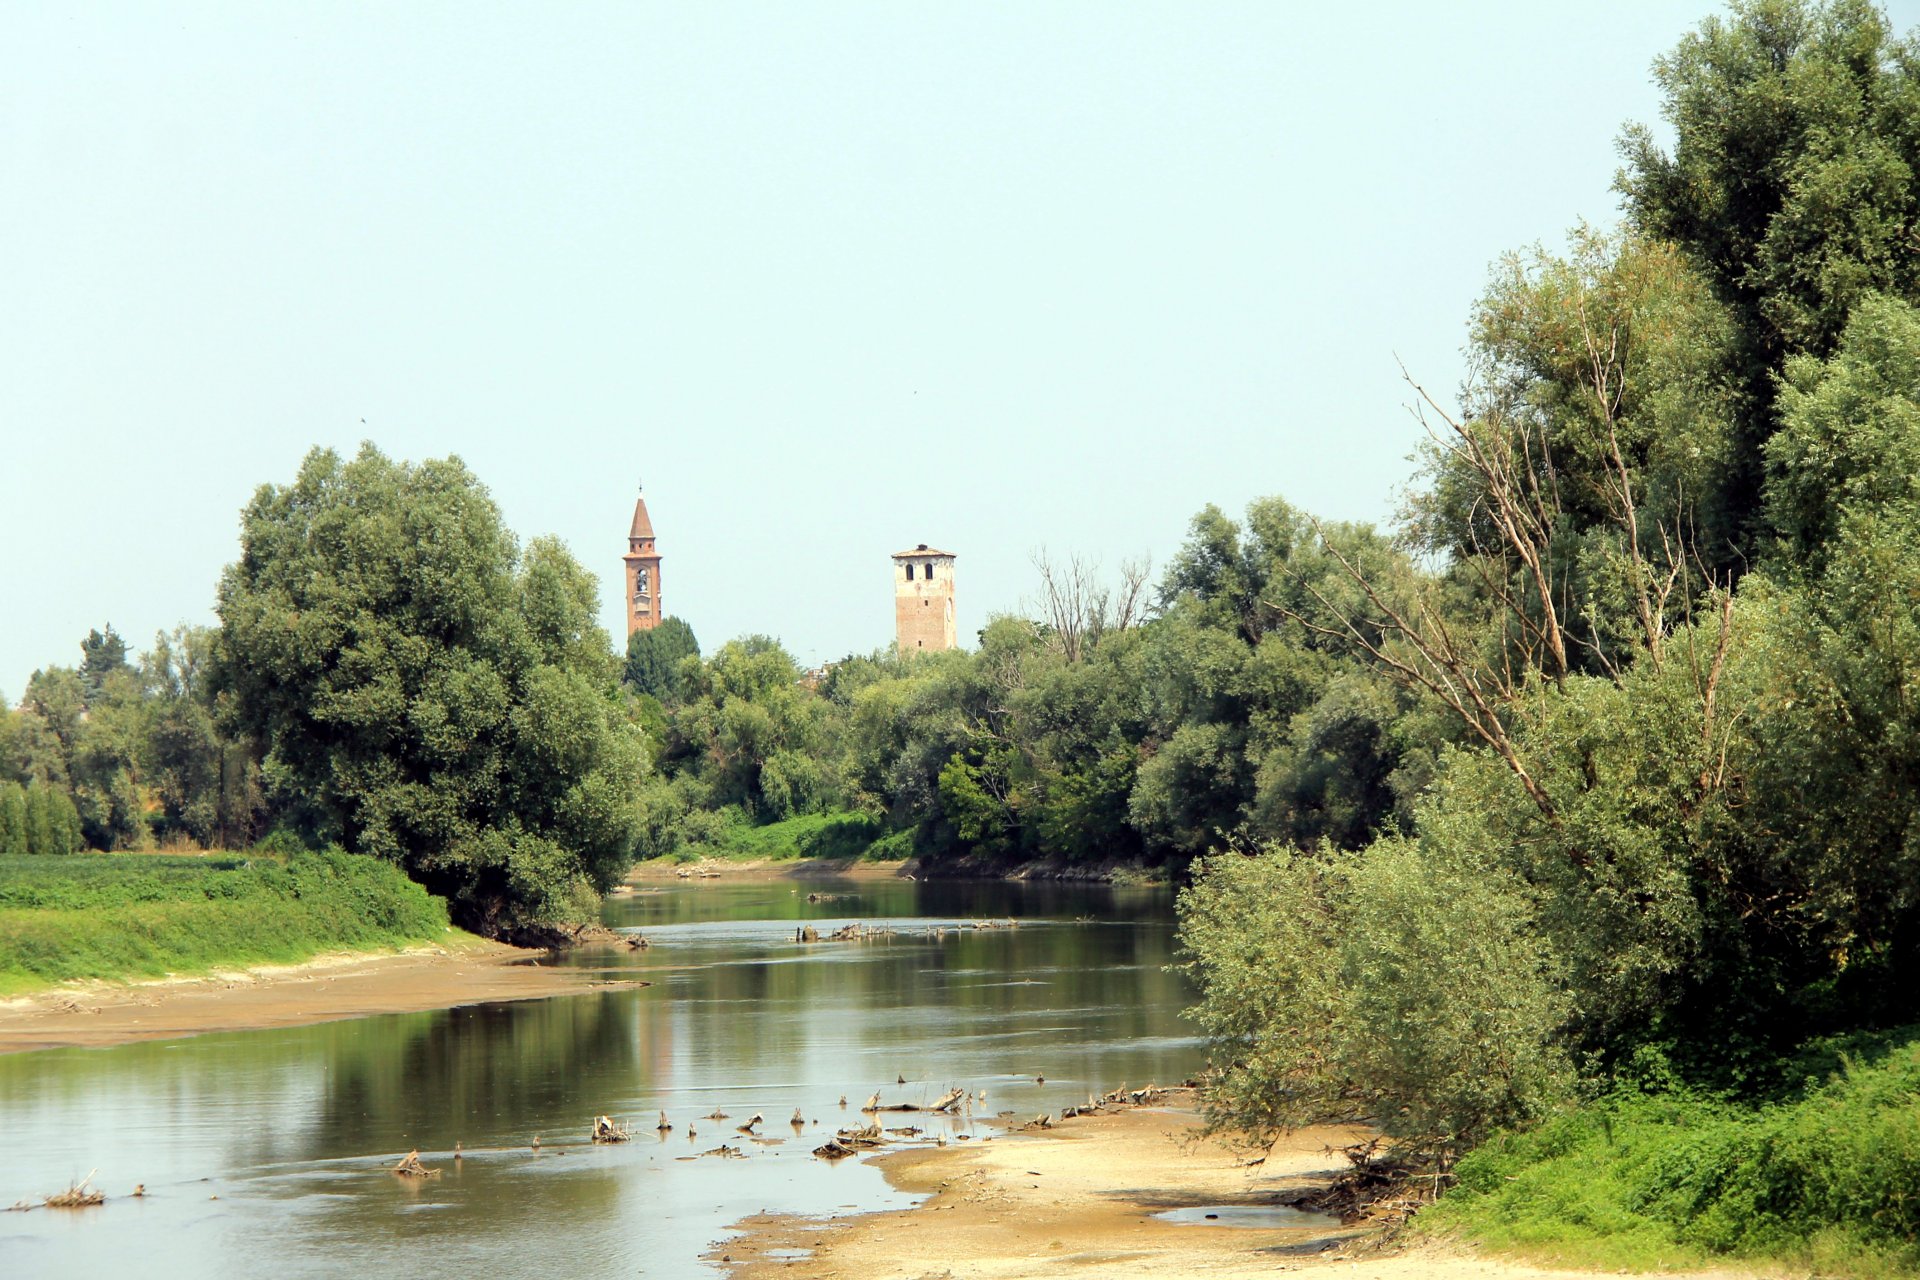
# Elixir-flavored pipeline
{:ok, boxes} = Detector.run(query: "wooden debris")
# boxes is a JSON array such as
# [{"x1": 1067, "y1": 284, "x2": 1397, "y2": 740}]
[
  {"x1": 623, "y1": 934, "x2": 651, "y2": 950},
  {"x1": 695, "y1": 1144, "x2": 744, "y2": 1159},
  {"x1": 705, "y1": 1108, "x2": 731, "y2": 1120},
  {"x1": 1020, "y1": 1113, "x2": 1054, "y2": 1131},
  {"x1": 735, "y1": 1112, "x2": 763, "y2": 1134},
  {"x1": 594, "y1": 1116, "x2": 633, "y2": 1143},
  {"x1": 790, "y1": 1109, "x2": 806, "y2": 1127},
  {"x1": 44, "y1": 1171, "x2": 105, "y2": 1208},
  {"x1": 862, "y1": 1092, "x2": 881, "y2": 1113},
  {"x1": 392, "y1": 1150, "x2": 440, "y2": 1178},
  {"x1": 931, "y1": 1088, "x2": 965, "y2": 1113}
]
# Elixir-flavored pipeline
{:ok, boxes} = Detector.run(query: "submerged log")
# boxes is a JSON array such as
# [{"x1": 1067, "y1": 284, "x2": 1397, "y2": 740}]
[{"x1": 392, "y1": 1150, "x2": 440, "y2": 1178}]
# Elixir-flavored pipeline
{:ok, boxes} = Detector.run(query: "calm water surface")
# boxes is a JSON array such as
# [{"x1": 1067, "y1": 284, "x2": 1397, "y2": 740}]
[{"x1": 0, "y1": 878, "x2": 1199, "y2": 1278}]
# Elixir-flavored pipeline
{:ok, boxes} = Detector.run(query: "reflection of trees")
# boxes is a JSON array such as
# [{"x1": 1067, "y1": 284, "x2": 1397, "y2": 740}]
[
  {"x1": 313, "y1": 992, "x2": 641, "y2": 1155},
  {"x1": 1, "y1": 883, "x2": 1201, "y2": 1278}
]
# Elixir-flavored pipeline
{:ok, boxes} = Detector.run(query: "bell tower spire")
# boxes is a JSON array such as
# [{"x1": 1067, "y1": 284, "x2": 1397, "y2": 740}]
[{"x1": 623, "y1": 483, "x2": 664, "y2": 636}]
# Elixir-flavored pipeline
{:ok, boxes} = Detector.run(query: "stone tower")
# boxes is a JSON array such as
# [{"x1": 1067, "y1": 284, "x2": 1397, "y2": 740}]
[
  {"x1": 892, "y1": 544, "x2": 957, "y2": 653},
  {"x1": 623, "y1": 488, "x2": 664, "y2": 636}
]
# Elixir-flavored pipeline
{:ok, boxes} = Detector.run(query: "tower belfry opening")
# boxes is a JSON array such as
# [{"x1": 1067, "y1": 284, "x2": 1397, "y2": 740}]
[{"x1": 624, "y1": 486, "x2": 664, "y2": 636}]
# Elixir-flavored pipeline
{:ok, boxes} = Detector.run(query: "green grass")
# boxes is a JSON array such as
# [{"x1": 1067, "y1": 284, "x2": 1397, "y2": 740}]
[
  {"x1": 674, "y1": 809, "x2": 894, "y2": 863},
  {"x1": 1420, "y1": 1034, "x2": 1920, "y2": 1277},
  {"x1": 0, "y1": 849, "x2": 456, "y2": 996}
]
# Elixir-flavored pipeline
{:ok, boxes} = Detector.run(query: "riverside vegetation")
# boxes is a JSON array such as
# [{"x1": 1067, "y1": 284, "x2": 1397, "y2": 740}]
[
  {"x1": 0, "y1": 849, "x2": 451, "y2": 996},
  {"x1": 3, "y1": 0, "x2": 1919, "y2": 1271}
]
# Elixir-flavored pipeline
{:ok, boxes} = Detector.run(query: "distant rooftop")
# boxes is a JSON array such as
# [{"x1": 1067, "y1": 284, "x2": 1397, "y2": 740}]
[{"x1": 890, "y1": 544, "x2": 955, "y2": 559}]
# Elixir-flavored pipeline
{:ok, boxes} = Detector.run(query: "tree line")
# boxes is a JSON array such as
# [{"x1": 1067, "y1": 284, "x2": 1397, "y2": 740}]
[{"x1": 7, "y1": 9, "x2": 1919, "y2": 1163}]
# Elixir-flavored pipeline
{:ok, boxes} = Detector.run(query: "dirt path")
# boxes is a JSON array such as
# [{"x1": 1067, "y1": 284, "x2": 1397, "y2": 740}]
[
  {"x1": 715, "y1": 1106, "x2": 1763, "y2": 1280},
  {"x1": 0, "y1": 938, "x2": 641, "y2": 1054}
]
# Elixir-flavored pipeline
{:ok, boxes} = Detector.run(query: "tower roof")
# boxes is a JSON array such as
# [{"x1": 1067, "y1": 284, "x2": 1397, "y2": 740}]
[
  {"x1": 629, "y1": 493, "x2": 656, "y2": 541},
  {"x1": 891, "y1": 544, "x2": 955, "y2": 559}
]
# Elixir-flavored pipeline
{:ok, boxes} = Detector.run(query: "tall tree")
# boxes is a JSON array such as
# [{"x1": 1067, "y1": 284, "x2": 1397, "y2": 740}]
[
  {"x1": 215, "y1": 444, "x2": 647, "y2": 939},
  {"x1": 623, "y1": 616, "x2": 700, "y2": 703},
  {"x1": 1620, "y1": 0, "x2": 1920, "y2": 552}
]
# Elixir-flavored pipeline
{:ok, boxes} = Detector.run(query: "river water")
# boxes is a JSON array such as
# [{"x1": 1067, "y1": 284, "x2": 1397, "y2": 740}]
[{"x1": 0, "y1": 878, "x2": 1200, "y2": 1278}]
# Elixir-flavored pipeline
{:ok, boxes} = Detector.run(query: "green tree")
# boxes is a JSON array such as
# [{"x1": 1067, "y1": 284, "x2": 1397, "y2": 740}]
[
  {"x1": 1620, "y1": 0, "x2": 1920, "y2": 547},
  {"x1": 0, "y1": 782, "x2": 26, "y2": 854},
  {"x1": 78, "y1": 624, "x2": 131, "y2": 705},
  {"x1": 214, "y1": 444, "x2": 646, "y2": 938},
  {"x1": 623, "y1": 616, "x2": 700, "y2": 703}
]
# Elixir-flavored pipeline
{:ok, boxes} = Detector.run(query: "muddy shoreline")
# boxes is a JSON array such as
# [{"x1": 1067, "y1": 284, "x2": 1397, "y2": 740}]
[
  {"x1": 0, "y1": 937, "x2": 641, "y2": 1054},
  {"x1": 713, "y1": 1105, "x2": 1766, "y2": 1280}
]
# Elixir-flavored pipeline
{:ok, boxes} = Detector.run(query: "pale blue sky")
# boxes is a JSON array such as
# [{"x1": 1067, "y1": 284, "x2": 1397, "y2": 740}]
[{"x1": 6, "y1": 1, "x2": 1885, "y2": 694}]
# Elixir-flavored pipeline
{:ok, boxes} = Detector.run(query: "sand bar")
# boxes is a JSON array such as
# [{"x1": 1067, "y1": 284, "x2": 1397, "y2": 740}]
[
  {"x1": 715, "y1": 1105, "x2": 1766, "y2": 1280},
  {"x1": 0, "y1": 937, "x2": 639, "y2": 1054}
]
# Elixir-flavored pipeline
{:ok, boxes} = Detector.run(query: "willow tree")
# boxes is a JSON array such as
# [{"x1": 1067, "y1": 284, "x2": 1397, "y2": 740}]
[{"x1": 215, "y1": 444, "x2": 646, "y2": 940}]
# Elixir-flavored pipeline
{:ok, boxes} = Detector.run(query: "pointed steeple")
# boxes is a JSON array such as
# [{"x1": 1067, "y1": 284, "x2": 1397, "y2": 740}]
[
  {"x1": 629, "y1": 490, "x2": 655, "y2": 543},
  {"x1": 624, "y1": 485, "x2": 664, "y2": 635}
]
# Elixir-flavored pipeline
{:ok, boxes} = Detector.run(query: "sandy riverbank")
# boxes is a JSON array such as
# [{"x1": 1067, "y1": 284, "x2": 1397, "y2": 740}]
[
  {"x1": 0, "y1": 936, "x2": 642, "y2": 1054},
  {"x1": 625, "y1": 857, "x2": 913, "y2": 883},
  {"x1": 715, "y1": 1106, "x2": 1767, "y2": 1280}
]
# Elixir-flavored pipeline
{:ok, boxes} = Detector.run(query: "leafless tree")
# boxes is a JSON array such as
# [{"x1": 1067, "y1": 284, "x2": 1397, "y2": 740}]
[
  {"x1": 1028, "y1": 550, "x2": 1153, "y2": 663},
  {"x1": 1276, "y1": 294, "x2": 1733, "y2": 826}
]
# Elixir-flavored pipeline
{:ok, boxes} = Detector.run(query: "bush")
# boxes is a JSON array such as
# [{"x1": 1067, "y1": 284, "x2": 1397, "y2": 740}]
[
  {"x1": 1178, "y1": 843, "x2": 1570, "y2": 1165},
  {"x1": 1427, "y1": 1032, "x2": 1920, "y2": 1274}
]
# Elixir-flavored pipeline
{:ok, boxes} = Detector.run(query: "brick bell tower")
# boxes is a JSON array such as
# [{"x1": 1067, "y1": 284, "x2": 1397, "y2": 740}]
[
  {"x1": 892, "y1": 543, "x2": 957, "y2": 653},
  {"x1": 624, "y1": 485, "x2": 664, "y2": 636}
]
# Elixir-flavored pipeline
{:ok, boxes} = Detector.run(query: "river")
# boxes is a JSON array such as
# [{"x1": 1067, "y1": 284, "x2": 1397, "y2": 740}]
[{"x1": 0, "y1": 877, "x2": 1200, "y2": 1278}]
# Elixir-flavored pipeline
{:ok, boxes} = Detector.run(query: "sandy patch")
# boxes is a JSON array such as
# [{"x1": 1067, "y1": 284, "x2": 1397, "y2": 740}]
[
  {"x1": 625, "y1": 857, "x2": 913, "y2": 883},
  {"x1": 0, "y1": 936, "x2": 641, "y2": 1054},
  {"x1": 714, "y1": 1106, "x2": 1764, "y2": 1280}
]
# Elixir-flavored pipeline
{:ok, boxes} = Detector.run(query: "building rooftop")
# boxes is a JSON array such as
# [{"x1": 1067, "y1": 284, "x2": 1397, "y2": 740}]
[{"x1": 890, "y1": 544, "x2": 956, "y2": 559}]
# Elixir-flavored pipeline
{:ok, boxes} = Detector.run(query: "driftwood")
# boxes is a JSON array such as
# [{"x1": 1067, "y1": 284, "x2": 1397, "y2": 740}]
[
  {"x1": 931, "y1": 1088, "x2": 965, "y2": 1113},
  {"x1": 392, "y1": 1150, "x2": 440, "y2": 1178},
  {"x1": 705, "y1": 1109, "x2": 730, "y2": 1120},
  {"x1": 593, "y1": 1116, "x2": 632, "y2": 1143},
  {"x1": 735, "y1": 1112, "x2": 763, "y2": 1134},
  {"x1": 623, "y1": 934, "x2": 651, "y2": 950},
  {"x1": 1020, "y1": 1114, "x2": 1054, "y2": 1131},
  {"x1": 44, "y1": 1172, "x2": 105, "y2": 1208},
  {"x1": 695, "y1": 1144, "x2": 744, "y2": 1159},
  {"x1": 812, "y1": 1137, "x2": 858, "y2": 1159},
  {"x1": 790, "y1": 1109, "x2": 806, "y2": 1127},
  {"x1": 833, "y1": 1122, "x2": 884, "y2": 1147},
  {"x1": 862, "y1": 1092, "x2": 881, "y2": 1113},
  {"x1": 799, "y1": 923, "x2": 896, "y2": 943}
]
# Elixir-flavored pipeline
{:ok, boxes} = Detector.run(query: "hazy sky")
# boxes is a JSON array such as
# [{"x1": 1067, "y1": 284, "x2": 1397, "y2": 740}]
[{"x1": 8, "y1": 1, "x2": 1887, "y2": 695}]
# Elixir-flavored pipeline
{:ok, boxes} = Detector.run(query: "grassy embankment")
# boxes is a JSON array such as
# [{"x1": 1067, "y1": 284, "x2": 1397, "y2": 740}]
[
  {"x1": 1422, "y1": 1032, "x2": 1920, "y2": 1278},
  {"x1": 666, "y1": 810, "x2": 910, "y2": 863},
  {"x1": 0, "y1": 850, "x2": 459, "y2": 997}
]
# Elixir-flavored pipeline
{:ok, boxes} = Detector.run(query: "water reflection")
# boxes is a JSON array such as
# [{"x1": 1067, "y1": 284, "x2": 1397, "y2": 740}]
[{"x1": 0, "y1": 878, "x2": 1198, "y2": 1279}]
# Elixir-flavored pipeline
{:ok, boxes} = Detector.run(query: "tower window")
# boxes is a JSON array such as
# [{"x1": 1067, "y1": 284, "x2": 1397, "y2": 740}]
[
  {"x1": 904, "y1": 563, "x2": 914, "y2": 581},
  {"x1": 925, "y1": 563, "x2": 935, "y2": 580}
]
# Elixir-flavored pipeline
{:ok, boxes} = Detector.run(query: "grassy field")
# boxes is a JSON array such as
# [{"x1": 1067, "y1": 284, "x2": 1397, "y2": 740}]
[
  {"x1": 1421, "y1": 1032, "x2": 1920, "y2": 1278},
  {"x1": 0, "y1": 849, "x2": 457, "y2": 996}
]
